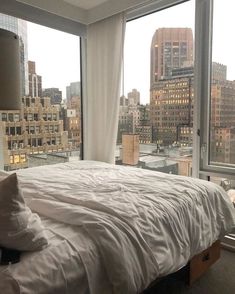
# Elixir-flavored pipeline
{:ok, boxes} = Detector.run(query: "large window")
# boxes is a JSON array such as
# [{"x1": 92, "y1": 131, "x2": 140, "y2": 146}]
[
  {"x1": 199, "y1": 0, "x2": 235, "y2": 178},
  {"x1": 117, "y1": 0, "x2": 195, "y2": 177},
  {"x1": 0, "y1": 14, "x2": 81, "y2": 171},
  {"x1": 209, "y1": 0, "x2": 235, "y2": 170},
  {"x1": 196, "y1": 0, "x2": 235, "y2": 248}
]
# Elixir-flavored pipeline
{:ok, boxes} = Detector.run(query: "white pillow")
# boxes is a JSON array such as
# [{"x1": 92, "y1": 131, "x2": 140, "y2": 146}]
[{"x1": 0, "y1": 173, "x2": 48, "y2": 251}]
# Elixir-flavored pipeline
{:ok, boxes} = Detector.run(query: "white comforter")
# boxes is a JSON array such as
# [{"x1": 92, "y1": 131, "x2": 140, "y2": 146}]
[{"x1": 0, "y1": 160, "x2": 235, "y2": 294}]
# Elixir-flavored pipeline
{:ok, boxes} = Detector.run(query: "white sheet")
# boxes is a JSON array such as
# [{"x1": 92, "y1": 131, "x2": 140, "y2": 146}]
[{"x1": 1, "y1": 160, "x2": 234, "y2": 294}]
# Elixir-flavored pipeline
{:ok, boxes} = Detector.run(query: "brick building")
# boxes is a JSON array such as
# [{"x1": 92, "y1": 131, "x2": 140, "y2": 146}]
[{"x1": 0, "y1": 96, "x2": 69, "y2": 170}]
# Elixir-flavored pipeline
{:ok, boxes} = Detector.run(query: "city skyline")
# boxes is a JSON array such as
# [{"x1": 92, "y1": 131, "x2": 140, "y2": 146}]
[
  {"x1": 26, "y1": 1, "x2": 195, "y2": 103},
  {"x1": 124, "y1": 0, "x2": 235, "y2": 104},
  {"x1": 123, "y1": 0, "x2": 195, "y2": 104},
  {"x1": 25, "y1": 0, "x2": 235, "y2": 105},
  {"x1": 1, "y1": 1, "x2": 235, "y2": 170},
  {"x1": 27, "y1": 22, "x2": 80, "y2": 100}
]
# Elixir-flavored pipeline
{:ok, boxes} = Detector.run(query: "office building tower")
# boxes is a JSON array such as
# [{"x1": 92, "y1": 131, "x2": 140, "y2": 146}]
[
  {"x1": 66, "y1": 81, "x2": 81, "y2": 102},
  {"x1": 210, "y1": 78, "x2": 235, "y2": 164},
  {"x1": 212, "y1": 62, "x2": 227, "y2": 82},
  {"x1": 210, "y1": 127, "x2": 235, "y2": 164},
  {"x1": 0, "y1": 13, "x2": 29, "y2": 96},
  {"x1": 0, "y1": 97, "x2": 69, "y2": 171},
  {"x1": 28, "y1": 61, "x2": 42, "y2": 98},
  {"x1": 150, "y1": 73, "x2": 194, "y2": 146},
  {"x1": 64, "y1": 109, "x2": 81, "y2": 149},
  {"x1": 128, "y1": 89, "x2": 140, "y2": 106},
  {"x1": 117, "y1": 96, "x2": 130, "y2": 144},
  {"x1": 43, "y1": 88, "x2": 62, "y2": 105},
  {"x1": 120, "y1": 95, "x2": 128, "y2": 107},
  {"x1": 150, "y1": 28, "x2": 193, "y2": 85},
  {"x1": 210, "y1": 80, "x2": 235, "y2": 129},
  {"x1": 64, "y1": 95, "x2": 81, "y2": 149},
  {"x1": 0, "y1": 29, "x2": 21, "y2": 110}
]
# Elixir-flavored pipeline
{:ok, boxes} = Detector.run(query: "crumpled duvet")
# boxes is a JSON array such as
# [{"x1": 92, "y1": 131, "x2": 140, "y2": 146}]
[{"x1": 1, "y1": 160, "x2": 234, "y2": 294}]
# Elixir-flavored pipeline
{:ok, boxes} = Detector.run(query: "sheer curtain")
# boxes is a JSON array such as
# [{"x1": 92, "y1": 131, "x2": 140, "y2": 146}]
[{"x1": 83, "y1": 13, "x2": 126, "y2": 164}]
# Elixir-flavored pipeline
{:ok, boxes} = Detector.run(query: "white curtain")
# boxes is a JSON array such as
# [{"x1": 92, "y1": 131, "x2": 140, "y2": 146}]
[{"x1": 84, "y1": 13, "x2": 126, "y2": 164}]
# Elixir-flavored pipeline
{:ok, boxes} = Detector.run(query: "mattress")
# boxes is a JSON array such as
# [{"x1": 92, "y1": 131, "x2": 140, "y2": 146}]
[
  {"x1": 0, "y1": 217, "x2": 91, "y2": 294},
  {"x1": 0, "y1": 160, "x2": 234, "y2": 294}
]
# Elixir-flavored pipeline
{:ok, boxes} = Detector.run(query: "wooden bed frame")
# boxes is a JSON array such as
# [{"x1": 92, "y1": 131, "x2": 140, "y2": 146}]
[
  {"x1": 189, "y1": 240, "x2": 220, "y2": 285},
  {"x1": 143, "y1": 240, "x2": 220, "y2": 292}
]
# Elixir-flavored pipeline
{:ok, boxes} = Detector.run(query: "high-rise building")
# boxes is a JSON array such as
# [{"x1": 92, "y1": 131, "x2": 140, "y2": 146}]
[
  {"x1": 28, "y1": 61, "x2": 42, "y2": 98},
  {"x1": 0, "y1": 29, "x2": 21, "y2": 110},
  {"x1": 66, "y1": 81, "x2": 81, "y2": 102},
  {"x1": 135, "y1": 105, "x2": 152, "y2": 144},
  {"x1": 210, "y1": 127, "x2": 235, "y2": 164},
  {"x1": 0, "y1": 97, "x2": 69, "y2": 171},
  {"x1": 118, "y1": 97, "x2": 130, "y2": 144},
  {"x1": 212, "y1": 62, "x2": 227, "y2": 82},
  {"x1": 118, "y1": 95, "x2": 151, "y2": 144},
  {"x1": 128, "y1": 89, "x2": 140, "y2": 106},
  {"x1": 64, "y1": 96, "x2": 81, "y2": 149},
  {"x1": 67, "y1": 96, "x2": 81, "y2": 112},
  {"x1": 210, "y1": 79, "x2": 235, "y2": 164},
  {"x1": 120, "y1": 95, "x2": 128, "y2": 107},
  {"x1": 0, "y1": 13, "x2": 28, "y2": 96},
  {"x1": 43, "y1": 88, "x2": 62, "y2": 105},
  {"x1": 150, "y1": 28, "x2": 193, "y2": 85},
  {"x1": 150, "y1": 28, "x2": 193, "y2": 146},
  {"x1": 64, "y1": 109, "x2": 81, "y2": 149},
  {"x1": 210, "y1": 80, "x2": 235, "y2": 128},
  {"x1": 150, "y1": 70, "x2": 194, "y2": 146}
]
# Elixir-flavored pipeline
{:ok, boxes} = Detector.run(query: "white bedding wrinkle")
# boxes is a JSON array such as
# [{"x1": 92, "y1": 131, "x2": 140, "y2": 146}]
[
  {"x1": 29, "y1": 198, "x2": 160, "y2": 293},
  {"x1": 1, "y1": 160, "x2": 234, "y2": 294}
]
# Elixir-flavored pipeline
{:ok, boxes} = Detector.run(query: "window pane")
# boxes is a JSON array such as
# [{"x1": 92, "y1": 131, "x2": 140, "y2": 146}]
[
  {"x1": 0, "y1": 13, "x2": 81, "y2": 171},
  {"x1": 209, "y1": 0, "x2": 235, "y2": 167},
  {"x1": 118, "y1": 1, "x2": 195, "y2": 176}
]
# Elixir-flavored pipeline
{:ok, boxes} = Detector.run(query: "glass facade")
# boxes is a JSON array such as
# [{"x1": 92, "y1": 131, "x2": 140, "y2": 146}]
[
  {"x1": 118, "y1": 1, "x2": 195, "y2": 177},
  {"x1": 209, "y1": 0, "x2": 235, "y2": 168},
  {"x1": 0, "y1": 13, "x2": 29, "y2": 96}
]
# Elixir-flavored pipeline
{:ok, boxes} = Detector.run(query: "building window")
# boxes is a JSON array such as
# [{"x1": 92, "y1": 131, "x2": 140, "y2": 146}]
[
  {"x1": 28, "y1": 114, "x2": 33, "y2": 121},
  {"x1": 14, "y1": 114, "x2": 20, "y2": 121},
  {"x1": 1, "y1": 113, "x2": 7, "y2": 121},
  {"x1": 20, "y1": 154, "x2": 26, "y2": 162},
  {"x1": 14, "y1": 155, "x2": 20, "y2": 163},
  {"x1": 16, "y1": 127, "x2": 21, "y2": 135},
  {"x1": 10, "y1": 127, "x2": 15, "y2": 135},
  {"x1": 8, "y1": 113, "x2": 13, "y2": 122}
]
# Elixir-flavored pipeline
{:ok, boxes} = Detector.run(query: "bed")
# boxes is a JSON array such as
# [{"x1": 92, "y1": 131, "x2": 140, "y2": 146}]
[{"x1": 0, "y1": 160, "x2": 234, "y2": 294}]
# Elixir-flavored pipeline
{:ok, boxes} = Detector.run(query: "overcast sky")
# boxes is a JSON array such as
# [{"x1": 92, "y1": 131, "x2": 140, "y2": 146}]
[
  {"x1": 27, "y1": 0, "x2": 234, "y2": 104},
  {"x1": 27, "y1": 23, "x2": 80, "y2": 99},
  {"x1": 123, "y1": 0, "x2": 195, "y2": 104}
]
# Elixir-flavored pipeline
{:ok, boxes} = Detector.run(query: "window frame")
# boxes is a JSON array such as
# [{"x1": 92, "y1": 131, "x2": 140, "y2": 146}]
[
  {"x1": 196, "y1": 0, "x2": 235, "y2": 178},
  {"x1": 0, "y1": 0, "x2": 86, "y2": 37},
  {"x1": 0, "y1": 1, "x2": 85, "y2": 160},
  {"x1": 2, "y1": 0, "x2": 234, "y2": 176}
]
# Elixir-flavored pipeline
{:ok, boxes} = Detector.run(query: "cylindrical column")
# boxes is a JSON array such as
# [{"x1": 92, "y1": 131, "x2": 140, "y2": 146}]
[{"x1": 0, "y1": 28, "x2": 21, "y2": 110}]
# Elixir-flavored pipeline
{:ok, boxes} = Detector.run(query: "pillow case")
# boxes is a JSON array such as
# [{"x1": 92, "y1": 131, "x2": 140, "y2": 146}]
[{"x1": 0, "y1": 173, "x2": 48, "y2": 251}]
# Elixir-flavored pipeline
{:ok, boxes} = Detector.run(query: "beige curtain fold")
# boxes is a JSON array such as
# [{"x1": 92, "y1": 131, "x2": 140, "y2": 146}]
[{"x1": 84, "y1": 12, "x2": 126, "y2": 164}]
